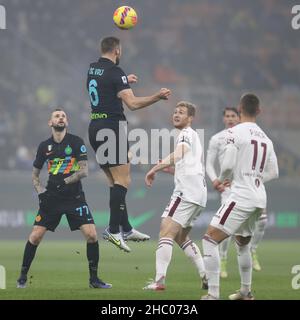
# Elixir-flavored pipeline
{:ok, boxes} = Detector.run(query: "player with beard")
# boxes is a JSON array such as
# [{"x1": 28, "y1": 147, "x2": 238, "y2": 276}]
[
  {"x1": 16, "y1": 109, "x2": 111, "y2": 289},
  {"x1": 87, "y1": 36, "x2": 171, "y2": 253},
  {"x1": 143, "y1": 101, "x2": 207, "y2": 291}
]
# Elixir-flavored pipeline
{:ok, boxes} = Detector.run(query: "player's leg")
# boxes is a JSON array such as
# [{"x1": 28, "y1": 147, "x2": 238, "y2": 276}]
[
  {"x1": 108, "y1": 164, "x2": 150, "y2": 242},
  {"x1": 100, "y1": 164, "x2": 131, "y2": 252},
  {"x1": 250, "y1": 210, "x2": 267, "y2": 271},
  {"x1": 143, "y1": 216, "x2": 181, "y2": 290},
  {"x1": 201, "y1": 225, "x2": 229, "y2": 300},
  {"x1": 219, "y1": 190, "x2": 231, "y2": 278},
  {"x1": 228, "y1": 235, "x2": 254, "y2": 300},
  {"x1": 80, "y1": 224, "x2": 112, "y2": 289},
  {"x1": 201, "y1": 200, "x2": 244, "y2": 300},
  {"x1": 17, "y1": 226, "x2": 47, "y2": 288},
  {"x1": 175, "y1": 228, "x2": 207, "y2": 289},
  {"x1": 219, "y1": 237, "x2": 231, "y2": 278},
  {"x1": 228, "y1": 208, "x2": 262, "y2": 300}
]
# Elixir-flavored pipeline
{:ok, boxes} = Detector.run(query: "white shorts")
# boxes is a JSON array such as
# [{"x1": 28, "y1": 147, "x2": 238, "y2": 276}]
[
  {"x1": 210, "y1": 200, "x2": 265, "y2": 237},
  {"x1": 162, "y1": 195, "x2": 204, "y2": 228},
  {"x1": 220, "y1": 187, "x2": 231, "y2": 205}
]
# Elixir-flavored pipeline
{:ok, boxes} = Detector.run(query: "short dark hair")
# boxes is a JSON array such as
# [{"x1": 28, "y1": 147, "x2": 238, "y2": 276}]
[
  {"x1": 50, "y1": 107, "x2": 66, "y2": 118},
  {"x1": 101, "y1": 37, "x2": 120, "y2": 54},
  {"x1": 52, "y1": 107, "x2": 64, "y2": 113},
  {"x1": 240, "y1": 93, "x2": 260, "y2": 116},
  {"x1": 223, "y1": 107, "x2": 239, "y2": 116},
  {"x1": 176, "y1": 101, "x2": 196, "y2": 117}
]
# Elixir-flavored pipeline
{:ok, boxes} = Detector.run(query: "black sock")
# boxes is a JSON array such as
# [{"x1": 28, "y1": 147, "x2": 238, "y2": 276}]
[
  {"x1": 20, "y1": 241, "x2": 38, "y2": 277},
  {"x1": 87, "y1": 241, "x2": 99, "y2": 280},
  {"x1": 120, "y1": 203, "x2": 132, "y2": 233},
  {"x1": 109, "y1": 184, "x2": 127, "y2": 233},
  {"x1": 110, "y1": 187, "x2": 132, "y2": 233}
]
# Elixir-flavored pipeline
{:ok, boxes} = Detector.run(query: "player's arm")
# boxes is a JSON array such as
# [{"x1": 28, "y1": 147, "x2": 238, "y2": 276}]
[
  {"x1": 145, "y1": 143, "x2": 189, "y2": 187},
  {"x1": 263, "y1": 145, "x2": 279, "y2": 183},
  {"x1": 206, "y1": 136, "x2": 225, "y2": 191},
  {"x1": 118, "y1": 88, "x2": 171, "y2": 111},
  {"x1": 32, "y1": 142, "x2": 46, "y2": 194},
  {"x1": 32, "y1": 167, "x2": 46, "y2": 194},
  {"x1": 218, "y1": 144, "x2": 237, "y2": 182},
  {"x1": 64, "y1": 160, "x2": 88, "y2": 185}
]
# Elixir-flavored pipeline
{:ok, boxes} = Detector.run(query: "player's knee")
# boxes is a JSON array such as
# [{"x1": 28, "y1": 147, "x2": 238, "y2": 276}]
[
  {"x1": 86, "y1": 232, "x2": 98, "y2": 243},
  {"x1": 29, "y1": 232, "x2": 43, "y2": 245},
  {"x1": 257, "y1": 218, "x2": 267, "y2": 231},
  {"x1": 123, "y1": 174, "x2": 131, "y2": 188},
  {"x1": 235, "y1": 236, "x2": 251, "y2": 247}
]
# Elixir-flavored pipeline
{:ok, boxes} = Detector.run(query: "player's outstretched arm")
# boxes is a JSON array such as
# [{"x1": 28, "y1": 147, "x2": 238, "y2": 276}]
[
  {"x1": 64, "y1": 160, "x2": 88, "y2": 185},
  {"x1": 118, "y1": 88, "x2": 171, "y2": 111},
  {"x1": 32, "y1": 167, "x2": 46, "y2": 194},
  {"x1": 145, "y1": 144, "x2": 189, "y2": 186}
]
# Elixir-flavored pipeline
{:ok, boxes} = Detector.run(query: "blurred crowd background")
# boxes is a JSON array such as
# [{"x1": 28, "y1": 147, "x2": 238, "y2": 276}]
[{"x1": 0, "y1": 0, "x2": 299, "y2": 179}]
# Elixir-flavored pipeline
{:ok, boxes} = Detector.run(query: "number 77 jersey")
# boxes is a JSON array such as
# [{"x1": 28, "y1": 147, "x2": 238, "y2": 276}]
[{"x1": 224, "y1": 122, "x2": 278, "y2": 208}]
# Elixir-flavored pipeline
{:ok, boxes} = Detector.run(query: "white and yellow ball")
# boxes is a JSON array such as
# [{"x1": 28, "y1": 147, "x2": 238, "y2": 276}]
[{"x1": 113, "y1": 6, "x2": 138, "y2": 30}]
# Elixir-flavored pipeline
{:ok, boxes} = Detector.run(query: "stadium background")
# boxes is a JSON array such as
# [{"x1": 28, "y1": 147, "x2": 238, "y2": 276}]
[
  {"x1": 0, "y1": 0, "x2": 299, "y2": 301},
  {"x1": 0, "y1": 0, "x2": 299, "y2": 241}
]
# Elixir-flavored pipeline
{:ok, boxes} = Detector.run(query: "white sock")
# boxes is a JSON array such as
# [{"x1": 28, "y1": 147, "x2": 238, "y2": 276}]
[
  {"x1": 251, "y1": 218, "x2": 267, "y2": 252},
  {"x1": 181, "y1": 240, "x2": 206, "y2": 278},
  {"x1": 202, "y1": 235, "x2": 220, "y2": 299},
  {"x1": 236, "y1": 242, "x2": 252, "y2": 295},
  {"x1": 219, "y1": 236, "x2": 231, "y2": 260},
  {"x1": 155, "y1": 237, "x2": 174, "y2": 283}
]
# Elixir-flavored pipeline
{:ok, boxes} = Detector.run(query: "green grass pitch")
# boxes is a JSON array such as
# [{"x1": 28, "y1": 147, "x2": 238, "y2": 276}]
[{"x1": 0, "y1": 240, "x2": 299, "y2": 300}]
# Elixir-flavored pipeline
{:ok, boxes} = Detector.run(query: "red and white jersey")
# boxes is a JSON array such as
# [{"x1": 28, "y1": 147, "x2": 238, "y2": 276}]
[
  {"x1": 174, "y1": 127, "x2": 207, "y2": 207},
  {"x1": 221, "y1": 122, "x2": 278, "y2": 208}
]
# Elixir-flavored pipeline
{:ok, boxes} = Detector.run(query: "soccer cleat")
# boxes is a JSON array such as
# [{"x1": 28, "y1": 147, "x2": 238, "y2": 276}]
[
  {"x1": 252, "y1": 252, "x2": 262, "y2": 271},
  {"x1": 201, "y1": 294, "x2": 218, "y2": 300},
  {"x1": 17, "y1": 276, "x2": 27, "y2": 288},
  {"x1": 89, "y1": 278, "x2": 112, "y2": 289},
  {"x1": 201, "y1": 275, "x2": 208, "y2": 290},
  {"x1": 228, "y1": 290, "x2": 255, "y2": 300},
  {"x1": 123, "y1": 229, "x2": 150, "y2": 242},
  {"x1": 143, "y1": 277, "x2": 165, "y2": 291},
  {"x1": 220, "y1": 258, "x2": 228, "y2": 278},
  {"x1": 102, "y1": 228, "x2": 131, "y2": 253}
]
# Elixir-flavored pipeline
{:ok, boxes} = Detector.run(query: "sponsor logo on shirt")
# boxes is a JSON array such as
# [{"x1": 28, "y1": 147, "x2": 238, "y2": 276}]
[{"x1": 65, "y1": 145, "x2": 72, "y2": 155}]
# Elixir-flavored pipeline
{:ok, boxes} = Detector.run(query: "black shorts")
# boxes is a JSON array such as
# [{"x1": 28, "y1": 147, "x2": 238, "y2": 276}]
[
  {"x1": 88, "y1": 119, "x2": 129, "y2": 168},
  {"x1": 34, "y1": 192, "x2": 94, "y2": 232}
]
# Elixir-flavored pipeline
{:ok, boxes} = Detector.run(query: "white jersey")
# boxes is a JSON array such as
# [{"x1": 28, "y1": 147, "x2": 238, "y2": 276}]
[
  {"x1": 206, "y1": 129, "x2": 231, "y2": 202},
  {"x1": 174, "y1": 127, "x2": 207, "y2": 207},
  {"x1": 221, "y1": 122, "x2": 278, "y2": 208}
]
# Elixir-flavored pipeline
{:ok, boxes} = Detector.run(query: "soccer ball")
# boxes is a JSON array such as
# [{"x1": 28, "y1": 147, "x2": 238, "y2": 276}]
[{"x1": 113, "y1": 6, "x2": 138, "y2": 30}]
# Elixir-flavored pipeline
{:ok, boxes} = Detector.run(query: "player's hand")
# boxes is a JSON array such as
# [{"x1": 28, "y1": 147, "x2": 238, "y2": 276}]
[
  {"x1": 145, "y1": 170, "x2": 156, "y2": 187},
  {"x1": 127, "y1": 74, "x2": 138, "y2": 84},
  {"x1": 223, "y1": 179, "x2": 231, "y2": 188},
  {"x1": 158, "y1": 88, "x2": 171, "y2": 100},
  {"x1": 212, "y1": 179, "x2": 224, "y2": 193}
]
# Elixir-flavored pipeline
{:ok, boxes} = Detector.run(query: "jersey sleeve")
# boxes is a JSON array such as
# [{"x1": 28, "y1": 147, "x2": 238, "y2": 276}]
[
  {"x1": 74, "y1": 137, "x2": 88, "y2": 161},
  {"x1": 112, "y1": 67, "x2": 131, "y2": 93},
  {"x1": 33, "y1": 142, "x2": 46, "y2": 169},
  {"x1": 177, "y1": 129, "x2": 192, "y2": 149},
  {"x1": 206, "y1": 136, "x2": 218, "y2": 182}
]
